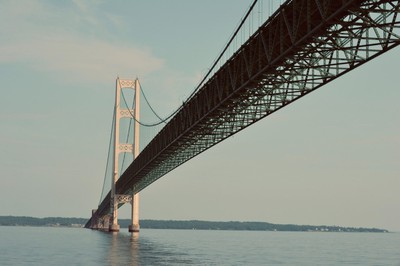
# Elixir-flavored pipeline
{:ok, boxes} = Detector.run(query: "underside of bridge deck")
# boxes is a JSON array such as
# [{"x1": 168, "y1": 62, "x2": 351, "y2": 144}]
[{"x1": 87, "y1": 0, "x2": 400, "y2": 227}]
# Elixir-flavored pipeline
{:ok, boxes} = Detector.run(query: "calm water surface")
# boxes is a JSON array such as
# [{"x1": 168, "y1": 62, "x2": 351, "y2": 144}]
[{"x1": 0, "y1": 226, "x2": 399, "y2": 265}]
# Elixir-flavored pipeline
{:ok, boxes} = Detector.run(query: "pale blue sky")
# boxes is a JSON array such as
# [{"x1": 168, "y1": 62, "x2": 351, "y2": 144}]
[{"x1": 0, "y1": 0, "x2": 399, "y2": 231}]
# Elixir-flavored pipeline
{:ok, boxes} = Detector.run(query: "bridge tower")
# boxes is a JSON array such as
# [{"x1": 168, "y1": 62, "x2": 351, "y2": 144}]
[{"x1": 109, "y1": 77, "x2": 140, "y2": 232}]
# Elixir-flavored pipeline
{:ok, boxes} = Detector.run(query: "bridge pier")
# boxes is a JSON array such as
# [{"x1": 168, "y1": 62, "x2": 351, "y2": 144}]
[
  {"x1": 110, "y1": 195, "x2": 120, "y2": 232},
  {"x1": 129, "y1": 193, "x2": 140, "y2": 232},
  {"x1": 110, "y1": 224, "x2": 120, "y2": 232},
  {"x1": 90, "y1": 209, "x2": 98, "y2": 230},
  {"x1": 109, "y1": 168, "x2": 120, "y2": 232}
]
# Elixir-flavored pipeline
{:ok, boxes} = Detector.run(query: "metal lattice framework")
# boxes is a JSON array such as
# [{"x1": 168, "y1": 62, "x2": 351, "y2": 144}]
[{"x1": 88, "y1": 0, "x2": 400, "y2": 224}]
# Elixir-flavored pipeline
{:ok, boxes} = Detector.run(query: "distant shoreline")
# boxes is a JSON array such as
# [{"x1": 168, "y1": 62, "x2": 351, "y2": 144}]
[{"x1": 0, "y1": 216, "x2": 389, "y2": 233}]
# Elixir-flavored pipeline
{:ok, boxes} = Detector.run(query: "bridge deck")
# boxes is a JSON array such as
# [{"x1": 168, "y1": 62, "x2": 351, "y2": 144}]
[{"x1": 88, "y1": 0, "x2": 400, "y2": 225}]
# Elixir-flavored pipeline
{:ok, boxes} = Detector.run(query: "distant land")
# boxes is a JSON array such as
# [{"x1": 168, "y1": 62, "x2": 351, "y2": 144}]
[{"x1": 0, "y1": 216, "x2": 389, "y2": 233}]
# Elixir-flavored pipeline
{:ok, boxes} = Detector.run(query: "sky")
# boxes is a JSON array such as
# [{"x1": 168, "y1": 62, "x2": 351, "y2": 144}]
[{"x1": 0, "y1": 0, "x2": 399, "y2": 231}]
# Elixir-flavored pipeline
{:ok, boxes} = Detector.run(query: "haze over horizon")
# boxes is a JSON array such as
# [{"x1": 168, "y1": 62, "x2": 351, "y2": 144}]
[{"x1": 1, "y1": 1, "x2": 399, "y2": 232}]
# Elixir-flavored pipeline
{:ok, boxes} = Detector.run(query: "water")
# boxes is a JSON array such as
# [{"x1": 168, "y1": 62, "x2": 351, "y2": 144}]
[{"x1": 0, "y1": 226, "x2": 399, "y2": 265}]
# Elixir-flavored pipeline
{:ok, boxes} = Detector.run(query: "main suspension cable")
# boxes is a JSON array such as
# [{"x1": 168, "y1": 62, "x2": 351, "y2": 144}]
[
  {"x1": 117, "y1": 1, "x2": 259, "y2": 128},
  {"x1": 185, "y1": 0, "x2": 259, "y2": 102},
  {"x1": 138, "y1": 80, "x2": 169, "y2": 124},
  {"x1": 119, "y1": 80, "x2": 178, "y2": 127}
]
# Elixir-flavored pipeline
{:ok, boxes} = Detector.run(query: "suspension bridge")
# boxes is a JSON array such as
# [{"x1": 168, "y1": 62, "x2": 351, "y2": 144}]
[{"x1": 85, "y1": 0, "x2": 400, "y2": 231}]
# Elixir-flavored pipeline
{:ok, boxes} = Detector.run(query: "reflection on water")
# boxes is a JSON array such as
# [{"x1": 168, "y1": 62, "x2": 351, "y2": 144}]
[
  {"x1": 104, "y1": 231, "x2": 195, "y2": 265},
  {"x1": 100, "y1": 229, "x2": 400, "y2": 266},
  {"x1": 1, "y1": 227, "x2": 399, "y2": 265},
  {"x1": 108, "y1": 232, "x2": 140, "y2": 265}
]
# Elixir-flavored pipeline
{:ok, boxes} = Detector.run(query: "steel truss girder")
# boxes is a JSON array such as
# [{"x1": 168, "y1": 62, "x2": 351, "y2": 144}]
[{"x1": 94, "y1": 0, "x2": 400, "y2": 218}]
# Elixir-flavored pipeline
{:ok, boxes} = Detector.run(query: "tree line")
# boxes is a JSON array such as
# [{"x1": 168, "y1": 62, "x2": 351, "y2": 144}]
[{"x1": 0, "y1": 216, "x2": 388, "y2": 232}]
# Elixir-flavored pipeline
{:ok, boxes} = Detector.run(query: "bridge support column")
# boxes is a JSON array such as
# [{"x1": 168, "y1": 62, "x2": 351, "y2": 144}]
[
  {"x1": 129, "y1": 78, "x2": 140, "y2": 233},
  {"x1": 129, "y1": 193, "x2": 140, "y2": 232},
  {"x1": 110, "y1": 188, "x2": 120, "y2": 232}
]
